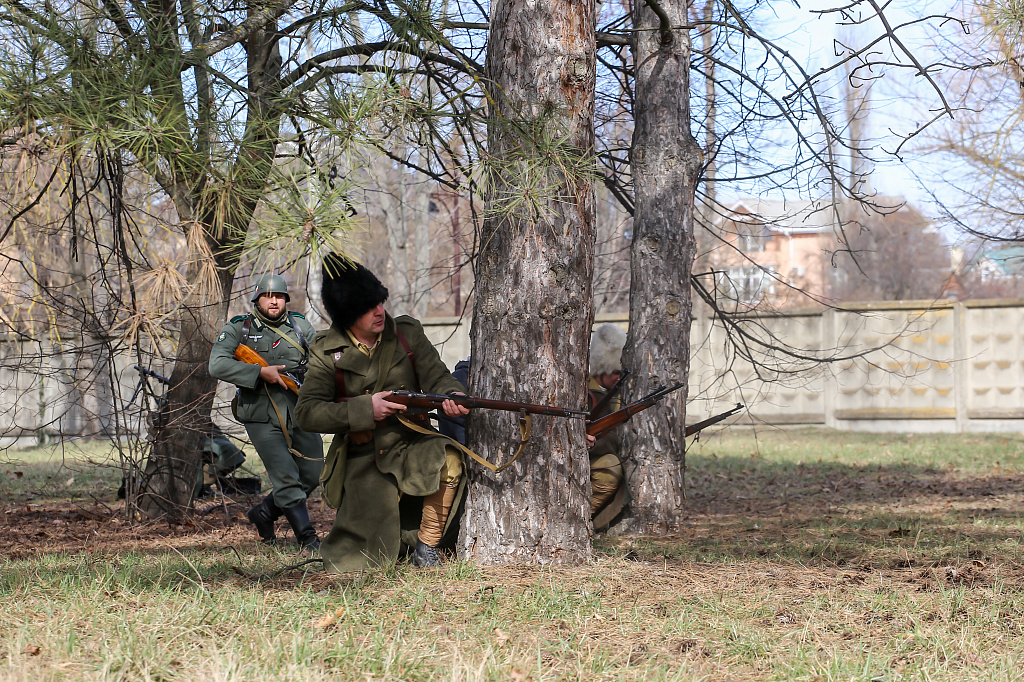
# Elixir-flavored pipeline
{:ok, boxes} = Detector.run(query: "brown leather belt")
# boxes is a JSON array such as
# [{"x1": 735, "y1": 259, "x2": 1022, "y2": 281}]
[{"x1": 347, "y1": 412, "x2": 431, "y2": 445}]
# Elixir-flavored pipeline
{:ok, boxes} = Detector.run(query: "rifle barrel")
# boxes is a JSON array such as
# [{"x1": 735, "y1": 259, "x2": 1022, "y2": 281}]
[
  {"x1": 585, "y1": 382, "x2": 686, "y2": 437},
  {"x1": 684, "y1": 403, "x2": 743, "y2": 437},
  {"x1": 388, "y1": 391, "x2": 590, "y2": 418}
]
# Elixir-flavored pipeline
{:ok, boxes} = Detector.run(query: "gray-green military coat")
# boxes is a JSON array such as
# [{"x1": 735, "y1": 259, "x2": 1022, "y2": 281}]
[
  {"x1": 294, "y1": 313, "x2": 463, "y2": 573},
  {"x1": 209, "y1": 311, "x2": 316, "y2": 424},
  {"x1": 209, "y1": 311, "x2": 323, "y2": 508}
]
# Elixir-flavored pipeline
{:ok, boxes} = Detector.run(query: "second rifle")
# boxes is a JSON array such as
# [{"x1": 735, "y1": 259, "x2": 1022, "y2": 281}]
[
  {"x1": 233, "y1": 344, "x2": 302, "y2": 395},
  {"x1": 587, "y1": 382, "x2": 685, "y2": 438},
  {"x1": 385, "y1": 390, "x2": 590, "y2": 419}
]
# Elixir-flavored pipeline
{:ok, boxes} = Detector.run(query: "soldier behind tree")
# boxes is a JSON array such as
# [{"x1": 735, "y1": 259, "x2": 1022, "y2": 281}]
[
  {"x1": 209, "y1": 274, "x2": 324, "y2": 549},
  {"x1": 587, "y1": 323, "x2": 627, "y2": 520},
  {"x1": 294, "y1": 255, "x2": 469, "y2": 572}
]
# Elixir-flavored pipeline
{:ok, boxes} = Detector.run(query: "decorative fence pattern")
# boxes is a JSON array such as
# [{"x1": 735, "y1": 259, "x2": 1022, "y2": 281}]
[
  {"x1": 423, "y1": 300, "x2": 1024, "y2": 434},
  {"x1": 2, "y1": 300, "x2": 1022, "y2": 447}
]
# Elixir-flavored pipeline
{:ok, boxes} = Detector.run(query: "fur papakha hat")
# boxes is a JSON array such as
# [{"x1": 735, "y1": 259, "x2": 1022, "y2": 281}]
[
  {"x1": 321, "y1": 253, "x2": 389, "y2": 331},
  {"x1": 589, "y1": 323, "x2": 627, "y2": 376}
]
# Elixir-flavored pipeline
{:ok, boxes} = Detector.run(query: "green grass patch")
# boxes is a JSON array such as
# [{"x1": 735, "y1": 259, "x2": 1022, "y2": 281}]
[{"x1": 2, "y1": 429, "x2": 1024, "y2": 680}]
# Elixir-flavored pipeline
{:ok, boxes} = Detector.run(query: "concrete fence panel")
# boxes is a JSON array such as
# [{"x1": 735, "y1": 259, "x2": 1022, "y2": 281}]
[{"x1": 3, "y1": 300, "x2": 1022, "y2": 446}]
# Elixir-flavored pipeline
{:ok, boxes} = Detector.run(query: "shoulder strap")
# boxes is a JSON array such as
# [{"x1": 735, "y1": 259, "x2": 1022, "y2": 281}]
[
  {"x1": 289, "y1": 312, "x2": 309, "y2": 354},
  {"x1": 266, "y1": 320, "x2": 307, "y2": 357},
  {"x1": 394, "y1": 326, "x2": 419, "y2": 391},
  {"x1": 241, "y1": 314, "x2": 253, "y2": 345}
]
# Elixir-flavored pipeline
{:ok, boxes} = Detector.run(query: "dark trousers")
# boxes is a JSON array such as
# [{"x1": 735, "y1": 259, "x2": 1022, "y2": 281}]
[{"x1": 243, "y1": 420, "x2": 323, "y2": 509}]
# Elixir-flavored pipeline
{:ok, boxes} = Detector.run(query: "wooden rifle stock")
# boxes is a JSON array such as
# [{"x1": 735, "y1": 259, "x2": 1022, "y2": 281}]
[
  {"x1": 586, "y1": 382, "x2": 685, "y2": 438},
  {"x1": 386, "y1": 390, "x2": 590, "y2": 419},
  {"x1": 587, "y1": 370, "x2": 631, "y2": 420},
  {"x1": 233, "y1": 344, "x2": 300, "y2": 395}
]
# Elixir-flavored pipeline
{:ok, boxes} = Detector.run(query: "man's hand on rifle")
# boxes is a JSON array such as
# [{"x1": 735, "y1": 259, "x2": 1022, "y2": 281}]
[
  {"x1": 259, "y1": 364, "x2": 290, "y2": 390},
  {"x1": 372, "y1": 391, "x2": 408, "y2": 421},
  {"x1": 586, "y1": 434, "x2": 596, "y2": 449},
  {"x1": 442, "y1": 392, "x2": 470, "y2": 419}
]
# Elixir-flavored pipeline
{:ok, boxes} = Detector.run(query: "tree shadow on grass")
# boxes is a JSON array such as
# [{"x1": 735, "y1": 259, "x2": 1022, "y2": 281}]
[{"x1": 600, "y1": 452, "x2": 1024, "y2": 574}]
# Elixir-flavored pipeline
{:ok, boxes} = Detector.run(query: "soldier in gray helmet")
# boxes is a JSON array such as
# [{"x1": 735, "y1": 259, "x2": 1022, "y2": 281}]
[{"x1": 209, "y1": 274, "x2": 324, "y2": 549}]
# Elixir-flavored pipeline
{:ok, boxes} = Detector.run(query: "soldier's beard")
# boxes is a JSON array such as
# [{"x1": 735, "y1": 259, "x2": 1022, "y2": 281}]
[{"x1": 253, "y1": 305, "x2": 286, "y2": 325}]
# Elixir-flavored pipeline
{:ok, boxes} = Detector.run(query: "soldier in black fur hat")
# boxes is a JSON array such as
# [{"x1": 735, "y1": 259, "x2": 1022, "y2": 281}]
[{"x1": 294, "y1": 255, "x2": 470, "y2": 572}]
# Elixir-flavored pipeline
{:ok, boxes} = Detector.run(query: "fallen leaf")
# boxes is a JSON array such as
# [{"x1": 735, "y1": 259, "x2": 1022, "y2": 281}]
[
  {"x1": 493, "y1": 627, "x2": 510, "y2": 646},
  {"x1": 23, "y1": 645, "x2": 41, "y2": 656},
  {"x1": 314, "y1": 613, "x2": 336, "y2": 629}
]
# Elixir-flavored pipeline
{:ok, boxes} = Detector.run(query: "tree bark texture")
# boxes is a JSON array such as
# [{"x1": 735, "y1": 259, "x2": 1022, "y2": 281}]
[
  {"x1": 459, "y1": 0, "x2": 597, "y2": 564},
  {"x1": 616, "y1": 0, "x2": 701, "y2": 534}
]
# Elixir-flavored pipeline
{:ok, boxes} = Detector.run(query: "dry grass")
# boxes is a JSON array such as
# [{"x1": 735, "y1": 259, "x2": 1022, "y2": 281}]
[{"x1": 2, "y1": 429, "x2": 1024, "y2": 680}]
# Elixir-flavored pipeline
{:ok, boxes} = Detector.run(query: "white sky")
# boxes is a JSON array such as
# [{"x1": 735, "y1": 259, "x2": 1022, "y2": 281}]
[{"x1": 748, "y1": 0, "x2": 973, "y2": 220}]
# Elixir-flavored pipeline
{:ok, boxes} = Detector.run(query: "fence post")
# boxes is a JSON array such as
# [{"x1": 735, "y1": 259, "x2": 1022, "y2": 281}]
[
  {"x1": 822, "y1": 306, "x2": 837, "y2": 429},
  {"x1": 953, "y1": 302, "x2": 969, "y2": 434}
]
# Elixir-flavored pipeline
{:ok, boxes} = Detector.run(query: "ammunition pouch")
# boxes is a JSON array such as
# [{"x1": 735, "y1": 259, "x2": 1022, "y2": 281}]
[{"x1": 348, "y1": 430, "x2": 374, "y2": 445}]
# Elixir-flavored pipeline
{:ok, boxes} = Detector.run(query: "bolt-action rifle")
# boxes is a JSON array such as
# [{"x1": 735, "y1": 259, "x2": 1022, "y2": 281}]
[
  {"x1": 683, "y1": 402, "x2": 744, "y2": 438},
  {"x1": 233, "y1": 344, "x2": 302, "y2": 395},
  {"x1": 586, "y1": 384, "x2": 743, "y2": 440},
  {"x1": 586, "y1": 383, "x2": 685, "y2": 438},
  {"x1": 385, "y1": 390, "x2": 590, "y2": 419}
]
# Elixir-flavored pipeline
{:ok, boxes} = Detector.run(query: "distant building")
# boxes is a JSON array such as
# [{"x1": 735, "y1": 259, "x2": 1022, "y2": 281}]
[
  {"x1": 949, "y1": 244, "x2": 1024, "y2": 300},
  {"x1": 699, "y1": 196, "x2": 948, "y2": 308}
]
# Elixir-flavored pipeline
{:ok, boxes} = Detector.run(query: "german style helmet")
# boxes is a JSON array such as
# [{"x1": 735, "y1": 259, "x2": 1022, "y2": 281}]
[{"x1": 251, "y1": 274, "x2": 290, "y2": 303}]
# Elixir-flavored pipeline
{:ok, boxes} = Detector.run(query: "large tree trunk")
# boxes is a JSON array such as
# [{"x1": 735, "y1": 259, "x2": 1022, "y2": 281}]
[
  {"x1": 459, "y1": 0, "x2": 597, "y2": 564},
  {"x1": 616, "y1": 0, "x2": 702, "y2": 533}
]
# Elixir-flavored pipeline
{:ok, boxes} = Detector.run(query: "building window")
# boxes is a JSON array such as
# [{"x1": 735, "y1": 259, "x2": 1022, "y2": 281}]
[{"x1": 718, "y1": 265, "x2": 776, "y2": 305}]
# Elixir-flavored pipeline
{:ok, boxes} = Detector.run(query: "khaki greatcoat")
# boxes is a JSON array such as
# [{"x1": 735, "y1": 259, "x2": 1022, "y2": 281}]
[{"x1": 294, "y1": 313, "x2": 464, "y2": 573}]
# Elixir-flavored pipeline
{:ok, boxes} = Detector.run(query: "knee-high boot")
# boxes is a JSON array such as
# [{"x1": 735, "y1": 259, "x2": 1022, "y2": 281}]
[
  {"x1": 246, "y1": 493, "x2": 284, "y2": 544},
  {"x1": 282, "y1": 500, "x2": 320, "y2": 550}
]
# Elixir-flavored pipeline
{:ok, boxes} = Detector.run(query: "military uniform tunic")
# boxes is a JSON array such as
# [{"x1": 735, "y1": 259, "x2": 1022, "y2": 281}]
[
  {"x1": 588, "y1": 377, "x2": 626, "y2": 525},
  {"x1": 209, "y1": 310, "x2": 323, "y2": 509},
  {"x1": 294, "y1": 313, "x2": 464, "y2": 573}
]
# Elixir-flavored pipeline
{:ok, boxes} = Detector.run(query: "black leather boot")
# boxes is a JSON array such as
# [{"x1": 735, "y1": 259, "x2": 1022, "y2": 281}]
[
  {"x1": 412, "y1": 539, "x2": 442, "y2": 568},
  {"x1": 246, "y1": 494, "x2": 283, "y2": 544},
  {"x1": 282, "y1": 501, "x2": 320, "y2": 550}
]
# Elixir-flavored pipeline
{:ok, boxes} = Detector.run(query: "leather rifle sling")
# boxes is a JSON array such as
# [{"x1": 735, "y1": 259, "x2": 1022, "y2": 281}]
[
  {"x1": 393, "y1": 325, "x2": 533, "y2": 472},
  {"x1": 397, "y1": 412, "x2": 531, "y2": 474},
  {"x1": 264, "y1": 385, "x2": 322, "y2": 461}
]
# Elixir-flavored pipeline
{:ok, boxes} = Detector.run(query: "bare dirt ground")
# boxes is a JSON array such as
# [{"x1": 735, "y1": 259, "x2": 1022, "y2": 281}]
[
  {"x1": 5, "y1": 452, "x2": 1024, "y2": 593},
  {"x1": 0, "y1": 494, "x2": 331, "y2": 561}
]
